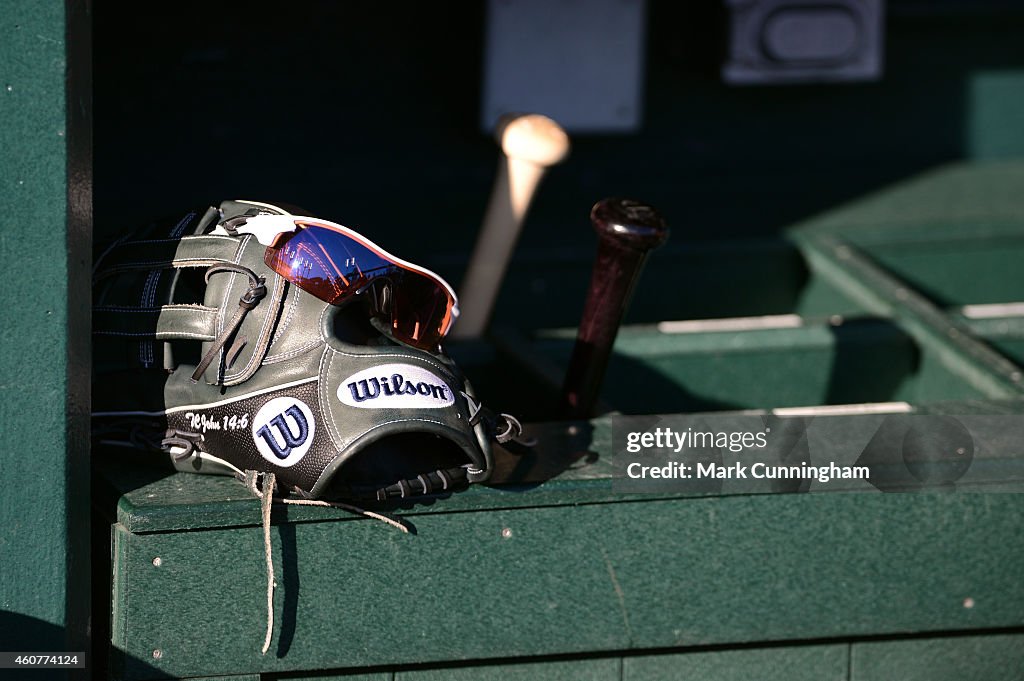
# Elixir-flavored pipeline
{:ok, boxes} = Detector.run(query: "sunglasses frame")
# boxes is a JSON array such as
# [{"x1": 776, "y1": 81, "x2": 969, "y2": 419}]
[{"x1": 231, "y1": 213, "x2": 460, "y2": 348}]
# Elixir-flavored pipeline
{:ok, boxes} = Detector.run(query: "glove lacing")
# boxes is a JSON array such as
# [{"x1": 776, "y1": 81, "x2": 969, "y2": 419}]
[{"x1": 191, "y1": 263, "x2": 267, "y2": 383}]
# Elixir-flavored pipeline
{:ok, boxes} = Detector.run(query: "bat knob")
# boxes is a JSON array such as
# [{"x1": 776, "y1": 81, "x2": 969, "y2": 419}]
[
  {"x1": 562, "y1": 198, "x2": 669, "y2": 419},
  {"x1": 591, "y1": 198, "x2": 669, "y2": 252}
]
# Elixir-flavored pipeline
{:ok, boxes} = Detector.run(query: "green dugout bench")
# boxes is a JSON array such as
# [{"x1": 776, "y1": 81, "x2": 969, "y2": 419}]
[{"x1": 5, "y1": 1, "x2": 1024, "y2": 679}]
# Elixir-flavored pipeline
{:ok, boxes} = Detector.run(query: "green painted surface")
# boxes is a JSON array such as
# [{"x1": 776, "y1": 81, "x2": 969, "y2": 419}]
[
  {"x1": 282, "y1": 675, "x2": 389, "y2": 681},
  {"x1": 785, "y1": 161, "x2": 1024, "y2": 406},
  {"x1": 788, "y1": 161, "x2": 1024, "y2": 241},
  {"x1": 788, "y1": 169, "x2": 1024, "y2": 317},
  {"x1": 0, "y1": 0, "x2": 91, "y2": 660},
  {"x1": 395, "y1": 658, "x2": 619, "y2": 681},
  {"x1": 481, "y1": 313, "x2": 1010, "y2": 417},
  {"x1": 795, "y1": 236, "x2": 1023, "y2": 400},
  {"x1": 852, "y1": 634, "x2": 1024, "y2": 681},
  {"x1": 534, "y1": 319, "x2": 984, "y2": 414},
  {"x1": 108, "y1": 493, "x2": 1024, "y2": 679},
  {"x1": 967, "y1": 317, "x2": 1024, "y2": 367},
  {"x1": 266, "y1": 638, "x2": 1024, "y2": 681},
  {"x1": 624, "y1": 645, "x2": 848, "y2": 681},
  {"x1": 94, "y1": 398, "x2": 1024, "y2": 535},
  {"x1": 869, "y1": 236, "x2": 1024, "y2": 308},
  {"x1": 969, "y1": 72, "x2": 1024, "y2": 160},
  {"x1": 282, "y1": 674, "x2": 389, "y2": 681},
  {"x1": 293, "y1": 645, "x2": 849, "y2": 681}
]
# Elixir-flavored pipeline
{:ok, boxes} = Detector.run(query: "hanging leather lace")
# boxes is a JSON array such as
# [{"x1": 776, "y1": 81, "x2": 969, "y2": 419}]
[{"x1": 243, "y1": 471, "x2": 409, "y2": 655}]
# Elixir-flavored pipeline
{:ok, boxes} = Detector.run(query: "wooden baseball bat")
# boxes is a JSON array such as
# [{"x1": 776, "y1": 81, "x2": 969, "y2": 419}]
[
  {"x1": 452, "y1": 113, "x2": 569, "y2": 339},
  {"x1": 562, "y1": 198, "x2": 669, "y2": 419}
]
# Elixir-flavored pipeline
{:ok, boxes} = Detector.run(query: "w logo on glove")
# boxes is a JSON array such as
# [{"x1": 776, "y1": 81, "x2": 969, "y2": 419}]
[
  {"x1": 252, "y1": 397, "x2": 317, "y2": 467},
  {"x1": 256, "y1": 406, "x2": 310, "y2": 459}
]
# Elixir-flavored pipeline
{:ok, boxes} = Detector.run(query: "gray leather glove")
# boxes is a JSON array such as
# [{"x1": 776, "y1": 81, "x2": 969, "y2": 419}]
[{"x1": 93, "y1": 200, "x2": 518, "y2": 501}]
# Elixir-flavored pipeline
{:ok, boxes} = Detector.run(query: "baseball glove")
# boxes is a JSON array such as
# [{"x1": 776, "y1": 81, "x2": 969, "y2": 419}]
[{"x1": 93, "y1": 199, "x2": 521, "y2": 502}]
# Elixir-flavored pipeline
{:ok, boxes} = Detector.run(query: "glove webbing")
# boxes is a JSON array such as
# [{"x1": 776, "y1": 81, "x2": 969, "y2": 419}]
[
  {"x1": 357, "y1": 466, "x2": 468, "y2": 502},
  {"x1": 350, "y1": 410, "x2": 526, "y2": 501}
]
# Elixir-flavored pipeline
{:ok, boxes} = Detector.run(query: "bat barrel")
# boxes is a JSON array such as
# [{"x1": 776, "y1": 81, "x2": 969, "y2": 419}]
[
  {"x1": 453, "y1": 114, "x2": 569, "y2": 339},
  {"x1": 562, "y1": 198, "x2": 669, "y2": 419}
]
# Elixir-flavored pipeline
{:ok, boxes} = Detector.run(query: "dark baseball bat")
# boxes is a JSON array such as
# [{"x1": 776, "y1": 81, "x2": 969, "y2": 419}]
[{"x1": 562, "y1": 198, "x2": 669, "y2": 419}]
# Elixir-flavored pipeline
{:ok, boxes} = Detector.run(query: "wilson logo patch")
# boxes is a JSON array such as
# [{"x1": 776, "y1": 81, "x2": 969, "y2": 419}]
[
  {"x1": 338, "y1": 363, "x2": 455, "y2": 409},
  {"x1": 252, "y1": 397, "x2": 316, "y2": 467}
]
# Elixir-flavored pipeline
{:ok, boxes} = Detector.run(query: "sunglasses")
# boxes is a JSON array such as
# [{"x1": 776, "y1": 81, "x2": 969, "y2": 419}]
[{"x1": 233, "y1": 214, "x2": 459, "y2": 350}]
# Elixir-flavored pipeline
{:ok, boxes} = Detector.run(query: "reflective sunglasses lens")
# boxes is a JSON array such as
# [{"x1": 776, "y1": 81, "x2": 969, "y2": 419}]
[
  {"x1": 388, "y1": 272, "x2": 455, "y2": 349},
  {"x1": 264, "y1": 225, "x2": 390, "y2": 305}
]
